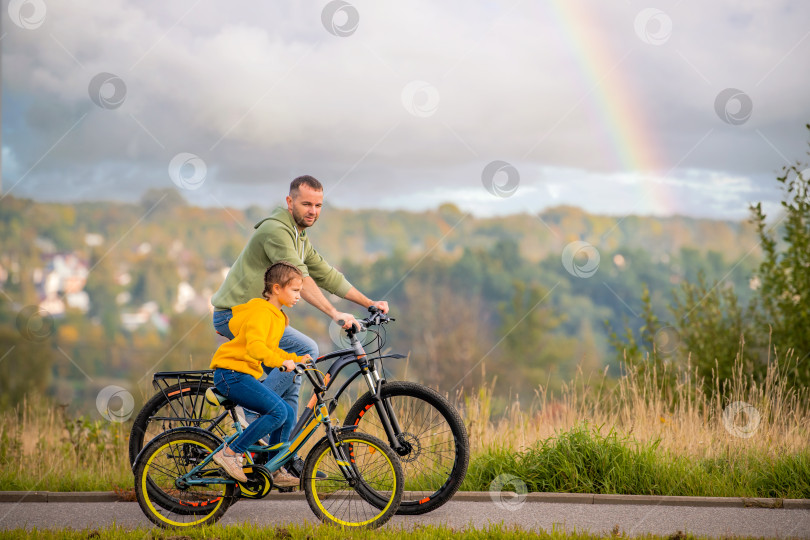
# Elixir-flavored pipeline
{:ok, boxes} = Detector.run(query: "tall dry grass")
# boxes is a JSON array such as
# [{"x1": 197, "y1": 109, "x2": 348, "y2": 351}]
[
  {"x1": 0, "y1": 394, "x2": 131, "y2": 491},
  {"x1": 460, "y1": 347, "x2": 810, "y2": 458},
  {"x1": 0, "y1": 345, "x2": 807, "y2": 493}
]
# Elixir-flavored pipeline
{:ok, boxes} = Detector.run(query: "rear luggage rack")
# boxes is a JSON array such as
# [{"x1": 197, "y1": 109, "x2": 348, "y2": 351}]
[{"x1": 150, "y1": 370, "x2": 218, "y2": 427}]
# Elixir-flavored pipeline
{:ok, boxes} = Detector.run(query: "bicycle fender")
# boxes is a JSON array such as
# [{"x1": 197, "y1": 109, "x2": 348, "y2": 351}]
[
  {"x1": 305, "y1": 425, "x2": 359, "y2": 458},
  {"x1": 131, "y1": 426, "x2": 224, "y2": 471}
]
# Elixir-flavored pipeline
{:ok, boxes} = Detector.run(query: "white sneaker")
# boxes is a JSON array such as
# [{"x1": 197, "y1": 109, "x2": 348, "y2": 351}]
[{"x1": 212, "y1": 448, "x2": 247, "y2": 483}]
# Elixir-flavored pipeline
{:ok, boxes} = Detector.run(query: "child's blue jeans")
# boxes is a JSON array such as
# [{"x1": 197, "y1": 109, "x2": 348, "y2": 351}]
[{"x1": 213, "y1": 368, "x2": 295, "y2": 456}]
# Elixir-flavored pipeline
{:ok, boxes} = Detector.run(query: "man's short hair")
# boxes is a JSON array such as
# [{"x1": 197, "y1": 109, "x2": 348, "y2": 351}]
[{"x1": 290, "y1": 175, "x2": 323, "y2": 197}]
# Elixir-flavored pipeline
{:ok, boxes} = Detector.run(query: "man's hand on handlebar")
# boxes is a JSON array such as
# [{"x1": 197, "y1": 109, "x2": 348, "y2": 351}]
[
  {"x1": 333, "y1": 312, "x2": 361, "y2": 331},
  {"x1": 368, "y1": 300, "x2": 389, "y2": 314}
]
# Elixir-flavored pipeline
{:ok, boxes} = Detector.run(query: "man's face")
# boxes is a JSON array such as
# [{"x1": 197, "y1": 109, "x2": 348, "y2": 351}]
[{"x1": 286, "y1": 185, "x2": 323, "y2": 229}]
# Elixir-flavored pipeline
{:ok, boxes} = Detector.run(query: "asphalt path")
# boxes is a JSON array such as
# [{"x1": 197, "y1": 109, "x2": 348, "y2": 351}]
[{"x1": 1, "y1": 499, "x2": 808, "y2": 538}]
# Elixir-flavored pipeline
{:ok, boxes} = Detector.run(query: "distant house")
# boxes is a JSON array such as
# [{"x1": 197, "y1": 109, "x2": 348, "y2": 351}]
[
  {"x1": 121, "y1": 301, "x2": 169, "y2": 333},
  {"x1": 173, "y1": 281, "x2": 212, "y2": 315},
  {"x1": 39, "y1": 253, "x2": 90, "y2": 314}
]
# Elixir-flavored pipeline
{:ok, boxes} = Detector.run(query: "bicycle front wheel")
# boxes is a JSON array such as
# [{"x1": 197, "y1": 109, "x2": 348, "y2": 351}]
[
  {"x1": 303, "y1": 432, "x2": 403, "y2": 528},
  {"x1": 344, "y1": 381, "x2": 469, "y2": 515}
]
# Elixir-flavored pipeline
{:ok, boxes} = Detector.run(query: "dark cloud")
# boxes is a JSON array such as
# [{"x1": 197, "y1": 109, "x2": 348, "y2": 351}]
[{"x1": 2, "y1": 0, "x2": 809, "y2": 218}]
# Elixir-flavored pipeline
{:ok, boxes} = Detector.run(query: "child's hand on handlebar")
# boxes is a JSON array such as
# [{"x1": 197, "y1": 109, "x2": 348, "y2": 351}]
[{"x1": 281, "y1": 359, "x2": 296, "y2": 373}]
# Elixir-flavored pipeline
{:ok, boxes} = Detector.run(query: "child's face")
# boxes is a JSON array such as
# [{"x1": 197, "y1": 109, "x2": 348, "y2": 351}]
[{"x1": 275, "y1": 278, "x2": 303, "y2": 307}]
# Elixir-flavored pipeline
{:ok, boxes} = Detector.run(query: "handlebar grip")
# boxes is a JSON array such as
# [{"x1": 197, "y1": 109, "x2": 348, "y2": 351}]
[
  {"x1": 338, "y1": 319, "x2": 362, "y2": 333},
  {"x1": 279, "y1": 363, "x2": 305, "y2": 374}
]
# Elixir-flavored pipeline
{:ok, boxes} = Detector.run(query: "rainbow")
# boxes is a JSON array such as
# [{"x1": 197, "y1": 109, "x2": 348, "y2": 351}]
[{"x1": 544, "y1": 1, "x2": 667, "y2": 210}]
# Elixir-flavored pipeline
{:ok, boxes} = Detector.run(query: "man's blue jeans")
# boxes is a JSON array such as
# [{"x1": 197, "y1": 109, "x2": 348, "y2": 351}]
[
  {"x1": 212, "y1": 368, "x2": 295, "y2": 455},
  {"x1": 213, "y1": 308, "x2": 319, "y2": 422}
]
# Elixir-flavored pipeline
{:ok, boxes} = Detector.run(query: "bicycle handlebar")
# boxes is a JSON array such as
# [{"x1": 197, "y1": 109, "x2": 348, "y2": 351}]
[
  {"x1": 279, "y1": 360, "x2": 327, "y2": 392},
  {"x1": 277, "y1": 363, "x2": 305, "y2": 375},
  {"x1": 337, "y1": 306, "x2": 395, "y2": 336}
]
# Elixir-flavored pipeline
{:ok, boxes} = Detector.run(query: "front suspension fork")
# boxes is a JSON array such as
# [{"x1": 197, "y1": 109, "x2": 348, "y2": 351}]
[
  {"x1": 326, "y1": 425, "x2": 361, "y2": 483},
  {"x1": 361, "y1": 362, "x2": 406, "y2": 453}
]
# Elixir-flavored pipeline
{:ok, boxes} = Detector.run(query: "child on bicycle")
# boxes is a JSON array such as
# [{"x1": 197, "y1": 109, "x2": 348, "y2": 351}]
[{"x1": 209, "y1": 261, "x2": 310, "y2": 486}]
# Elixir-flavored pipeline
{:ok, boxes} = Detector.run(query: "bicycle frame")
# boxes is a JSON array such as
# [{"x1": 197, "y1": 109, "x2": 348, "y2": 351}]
[
  {"x1": 289, "y1": 332, "x2": 407, "y2": 452},
  {"x1": 180, "y1": 371, "x2": 361, "y2": 487}
]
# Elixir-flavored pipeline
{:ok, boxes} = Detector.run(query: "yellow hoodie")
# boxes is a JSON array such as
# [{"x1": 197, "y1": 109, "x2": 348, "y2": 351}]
[{"x1": 210, "y1": 298, "x2": 303, "y2": 379}]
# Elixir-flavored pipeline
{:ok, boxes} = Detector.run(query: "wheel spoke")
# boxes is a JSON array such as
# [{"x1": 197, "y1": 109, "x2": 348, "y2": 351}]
[{"x1": 345, "y1": 383, "x2": 468, "y2": 514}]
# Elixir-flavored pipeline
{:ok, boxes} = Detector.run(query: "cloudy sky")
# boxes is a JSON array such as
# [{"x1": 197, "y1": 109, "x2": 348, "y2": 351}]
[{"x1": 3, "y1": 0, "x2": 810, "y2": 219}]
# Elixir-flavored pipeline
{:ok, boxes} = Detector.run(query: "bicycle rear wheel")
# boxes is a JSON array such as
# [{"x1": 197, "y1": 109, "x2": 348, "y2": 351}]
[
  {"x1": 129, "y1": 383, "x2": 235, "y2": 466},
  {"x1": 133, "y1": 429, "x2": 236, "y2": 528},
  {"x1": 303, "y1": 432, "x2": 402, "y2": 528},
  {"x1": 343, "y1": 381, "x2": 469, "y2": 515}
]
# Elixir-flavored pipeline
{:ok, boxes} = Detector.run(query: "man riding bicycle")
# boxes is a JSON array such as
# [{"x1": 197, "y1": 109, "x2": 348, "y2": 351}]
[{"x1": 211, "y1": 175, "x2": 389, "y2": 477}]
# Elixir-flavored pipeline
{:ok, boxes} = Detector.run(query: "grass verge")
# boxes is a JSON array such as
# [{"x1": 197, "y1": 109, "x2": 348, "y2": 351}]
[
  {"x1": 0, "y1": 524, "x2": 782, "y2": 540},
  {"x1": 462, "y1": 424, "x2": 810, "y2": 499}
]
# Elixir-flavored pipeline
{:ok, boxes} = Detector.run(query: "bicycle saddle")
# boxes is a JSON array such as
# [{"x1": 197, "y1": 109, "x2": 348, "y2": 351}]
[{"x1": 204, "y1": 387, "x2": 236, "y2": 409}]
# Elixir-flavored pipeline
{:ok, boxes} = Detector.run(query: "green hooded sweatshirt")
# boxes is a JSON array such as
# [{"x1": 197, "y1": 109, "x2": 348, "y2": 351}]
[{"x1": 211, "y1": 206, "x2": 352, "y2": 310}]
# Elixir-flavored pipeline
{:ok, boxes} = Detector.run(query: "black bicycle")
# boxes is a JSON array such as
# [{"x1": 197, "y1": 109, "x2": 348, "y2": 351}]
[{"x1": 129, "y1": 307, "x2": 469, "y2": 515}]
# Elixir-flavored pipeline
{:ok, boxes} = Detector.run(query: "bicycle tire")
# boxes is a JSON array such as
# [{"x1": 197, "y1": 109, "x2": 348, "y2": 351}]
[
  {"x1": 135, "y1": 427, "x2": 234, "y2": 517},
  {"x1": 129, "y1": 382, "x2": 234, "y2": 466},
  {"x1": 134, "y1": 429, "x2": 236, "y2": 528},
  {"x1": 303, "y1": 432, "x2": 403, "y2": 528},
  {"x1": 343, "y1": 381, "x2": 469, "y2": 515}
]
